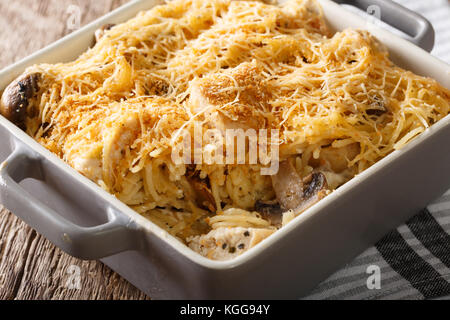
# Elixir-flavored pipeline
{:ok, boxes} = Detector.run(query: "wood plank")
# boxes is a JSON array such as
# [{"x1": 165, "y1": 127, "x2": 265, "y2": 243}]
[{"x1": 0, "y1": 0, "x2": 149, "y2": 300}]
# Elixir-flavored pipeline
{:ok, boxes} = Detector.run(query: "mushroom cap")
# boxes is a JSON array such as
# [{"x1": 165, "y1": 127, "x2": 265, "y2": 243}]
[
  {"x1": 270, "y1": 160, "x2": 329, "y2": 217},
  {"x1": 0, "y1": 73, "x2": 39, "y2": 126},
  {"x1": 303, "y1": 172, "x2": 327, "y2": 200}
]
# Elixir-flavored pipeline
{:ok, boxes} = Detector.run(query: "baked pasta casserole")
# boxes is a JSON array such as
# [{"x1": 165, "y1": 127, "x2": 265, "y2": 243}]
[{"x1": 1, "y1": 0, "x2": 449, "y2": 260}]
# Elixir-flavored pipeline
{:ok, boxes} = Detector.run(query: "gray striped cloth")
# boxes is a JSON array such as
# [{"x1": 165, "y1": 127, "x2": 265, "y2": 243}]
[{"x1": 304, "y1": 0, "x2": 450, "y2": 300}]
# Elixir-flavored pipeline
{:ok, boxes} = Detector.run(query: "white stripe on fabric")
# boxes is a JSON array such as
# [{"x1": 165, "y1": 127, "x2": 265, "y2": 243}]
[
  {"x1": 313, "y1": 274, "x2": 415, "y2": 300},
  {"x1": 305, "y1": 262, "x2": 409, "y2": 299},
  {"x1": 428, "y1": 201, "x2": 450, "y2": 213},
  {"x1": 398, "y1": 224, "x2": 450, "y2": 277}
]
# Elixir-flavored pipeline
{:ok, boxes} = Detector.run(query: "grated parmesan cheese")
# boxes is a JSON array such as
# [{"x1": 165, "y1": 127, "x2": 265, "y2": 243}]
[{"x1": 13, "y1": 0, "x2": 450, "y2": 258}]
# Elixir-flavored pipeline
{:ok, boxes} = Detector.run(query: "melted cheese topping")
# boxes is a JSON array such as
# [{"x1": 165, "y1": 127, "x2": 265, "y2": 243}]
[{"x1": 18, "y1": 0, "x2": 450, "y2": 257}]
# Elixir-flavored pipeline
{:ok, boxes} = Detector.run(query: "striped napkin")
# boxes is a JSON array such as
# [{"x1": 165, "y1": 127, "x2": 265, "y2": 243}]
[{"x1": 304, "y1": 0, "x2": 450, "y2": 300}]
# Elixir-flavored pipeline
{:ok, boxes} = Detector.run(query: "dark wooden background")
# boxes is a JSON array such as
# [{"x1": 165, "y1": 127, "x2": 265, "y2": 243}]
[{"x1": 0, "y1": 0, "x2": 149, "y2": 300}]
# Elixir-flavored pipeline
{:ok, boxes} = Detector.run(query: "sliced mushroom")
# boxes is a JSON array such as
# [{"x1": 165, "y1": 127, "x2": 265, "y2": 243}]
[
  {"x1": 254, "y1": 200, "x2": 283, "y2": 226},
  {"x1": 366, "y1": 95, "x2": 388, "y2": 116},
  {"x1": 188, "y1": 176, "x2": 216, "y2": 212},
  {"x1": 270, "y1": 160, "x2": 305, "y2": 210},
  {"x1": 0, "y1": 73, "x2": 39, "y2": 127},
  {"x1": 255, "y1": 200, "x2": 283, "y2": 216},
  {"x1": 94, "y1": 23, "x2": 115, "y2": 44},
  {"x1": 294, "y1": 172, "x2": 328, "y2": 214},
  {"x1": 271, "y1": 160, "x2": 329, "y2": 216}
]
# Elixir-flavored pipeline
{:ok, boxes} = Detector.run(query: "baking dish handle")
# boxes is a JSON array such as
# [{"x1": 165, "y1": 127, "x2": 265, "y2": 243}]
[
  {"x1": 333, "y1": 0, "x2": 435, "y2": 52},
  {"x1": 0, "y1": 147, "x2": 140, "y2": 260}
]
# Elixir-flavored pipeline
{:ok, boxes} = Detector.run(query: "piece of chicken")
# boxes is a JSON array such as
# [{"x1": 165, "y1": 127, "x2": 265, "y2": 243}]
[
  {"x1": 102, "y1": 114, "x2": 140, "y2": 188},
  {"x1": 188, "y1": 227, "x2": 275, "y2": 260},
  {"x1": 188, "y1": 60, "x2": 271, "y2": 132},
  {"x1": 310, "y1": 142, "x2": 360, "y2": 173}
]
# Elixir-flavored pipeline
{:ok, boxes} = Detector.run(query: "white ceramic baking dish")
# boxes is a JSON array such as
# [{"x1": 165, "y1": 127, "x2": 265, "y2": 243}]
[{"x1": 0, "y1": 0, "x2": 449, "y2": 299}]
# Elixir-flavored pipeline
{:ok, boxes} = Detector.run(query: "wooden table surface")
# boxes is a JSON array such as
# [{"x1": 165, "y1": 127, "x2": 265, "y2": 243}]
[{"x1": 0, "y1": 0, "x2": 149, "y2": 300}]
